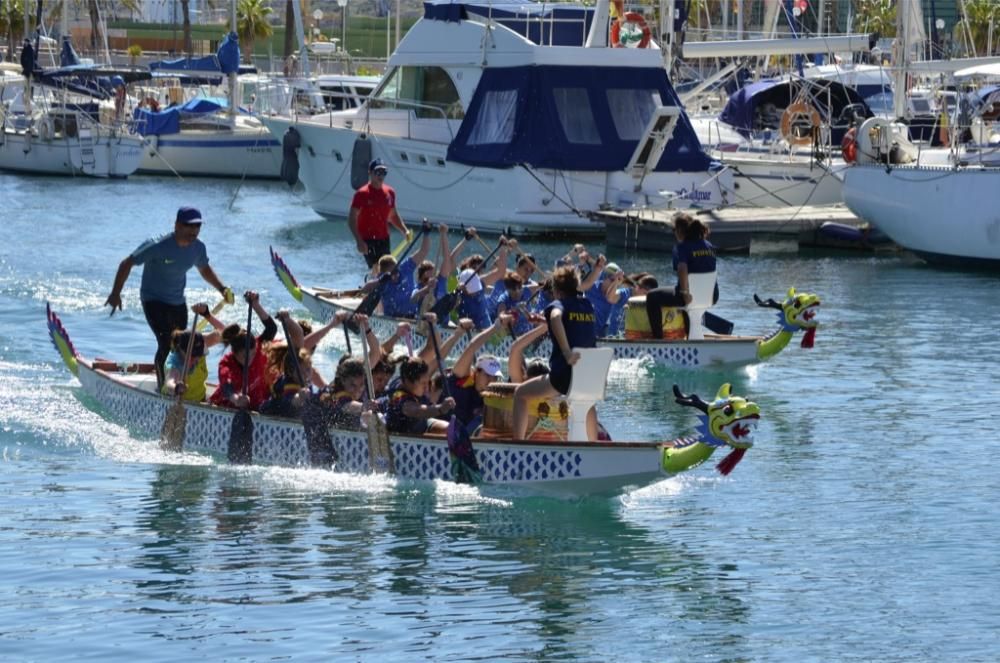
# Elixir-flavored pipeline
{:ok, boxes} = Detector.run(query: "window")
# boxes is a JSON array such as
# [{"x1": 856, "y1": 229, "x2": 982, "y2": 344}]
[
  {"x1": 553, "y1": 88, "x2": 600, "y2": 144},
  {"x1": 467, "y1": 89, "x2": 518, "y2": 145},
  {"x1": 607, "y1": 89, "x2": 661, "y2": 140},
  {"x1": 321, "y1": 84, "x2": 348, "y2": 111},
  {"x1": 370, "y1": 66, "x2": 463, "y2": 119}
]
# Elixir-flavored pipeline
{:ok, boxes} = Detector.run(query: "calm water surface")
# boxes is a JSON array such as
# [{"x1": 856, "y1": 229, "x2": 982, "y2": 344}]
[{"x1": 1, "y1": 174, "x2": 998, "y2": 661}]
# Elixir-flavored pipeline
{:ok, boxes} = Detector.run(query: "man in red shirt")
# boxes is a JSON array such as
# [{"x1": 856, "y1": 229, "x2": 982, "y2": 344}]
[{"x1": 348, "y1": 158, "x2": 410, "y2": 269}]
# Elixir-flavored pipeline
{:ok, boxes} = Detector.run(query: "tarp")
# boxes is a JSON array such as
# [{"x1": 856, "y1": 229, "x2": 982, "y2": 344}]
[
  {"x1": 60, "y1": 36, "x2": 81, "y2": 67},
  {"x1": 132, "y1": 96, "x2": 231, "y2": 137},
  {"x1": 719, "y1": 78, "x2": 873, "y2": 143},
  {"x1": 149, "y1": 31, "x2": 241, "y2": 75},
  {"x1": 423, "y1": 0, "x2": 595, "y2": 46},
  {"x1": 447, "y1": 64, "x2": 710, "y2": 172}
]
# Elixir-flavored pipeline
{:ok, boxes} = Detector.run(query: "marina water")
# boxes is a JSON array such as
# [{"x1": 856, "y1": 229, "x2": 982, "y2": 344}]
[{"x1": 1, "y1": 173, "x2": 998, "y2": 661}]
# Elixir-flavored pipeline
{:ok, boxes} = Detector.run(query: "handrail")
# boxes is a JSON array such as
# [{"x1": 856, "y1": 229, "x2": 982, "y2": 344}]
[{"x1": 366, "y1": 96, "x2": 457, "y2": 143}]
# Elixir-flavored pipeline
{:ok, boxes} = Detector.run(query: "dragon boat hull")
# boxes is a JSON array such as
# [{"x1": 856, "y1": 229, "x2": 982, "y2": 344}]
[
  {"x1": 298, "y1": 287, "x2": 775, "y2": 369},
  {"x1": 70, "y1": 358, "x2": 678, "y2": 496}
]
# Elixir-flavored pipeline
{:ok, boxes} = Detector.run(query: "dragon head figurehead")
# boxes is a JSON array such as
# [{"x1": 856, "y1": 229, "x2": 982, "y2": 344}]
[
  {"x1": 671, "y1": 383, "x2": 760, "y2": 476},
  {"x1": 755, "y1": 287, "x2": 821, "y2": 348}
]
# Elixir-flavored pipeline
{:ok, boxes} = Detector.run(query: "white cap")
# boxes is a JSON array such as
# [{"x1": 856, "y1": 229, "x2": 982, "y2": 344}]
[
  {"x1": 458, "y1": 269, "x2": 483, "y2": 294},
  {"x1": 475, "y1": 355, "x2": 503, "y2": 377}
]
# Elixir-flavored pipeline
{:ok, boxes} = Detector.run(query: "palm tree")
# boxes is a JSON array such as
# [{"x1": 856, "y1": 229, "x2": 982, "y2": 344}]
[
  {"x1": 852, "y1": 0, "x2": 896, "y2": 38},
  {"x1": 237, "y1": 0, "x2": 274, "y2": 64},
  {"x1": 1, "y1": 1, "x2": 27, "y2": 57},
  {"x1": 955, "y1": 0, "x2": 1000, "y2": 57}
]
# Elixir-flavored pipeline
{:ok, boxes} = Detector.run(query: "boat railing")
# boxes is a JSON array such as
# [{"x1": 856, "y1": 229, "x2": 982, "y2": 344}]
[
  {"x1": 362, "y1": 98, "x2": 457, "y2": 143},
  {"x1": 482, "y1": 10, "x2": 589, "y2": 47}
]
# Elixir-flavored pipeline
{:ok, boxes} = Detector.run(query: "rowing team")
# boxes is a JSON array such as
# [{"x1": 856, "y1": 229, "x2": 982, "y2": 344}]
[
  {"x1": 360, "y1": 213, "x2": 714, "y2": 342},
  {"x1": 164, "y1": 273, "x2": 609, "y2": 441}
]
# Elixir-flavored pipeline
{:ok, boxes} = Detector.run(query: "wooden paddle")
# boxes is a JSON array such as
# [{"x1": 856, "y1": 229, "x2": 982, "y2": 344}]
[
  {"x1": 227, "y1": 303, "x2": 254, "y2": 464},
  {"x1": 360, "y1": 325, "x2": 394, "y2": 474},
  {"x1": 280, "y1": 318, "x2": 337, "y2": 467},
  {"x1": 194, "y1": 298, "x2": 227, "y2": 333},
  {"x1": 428, "y1": 324, "x2": 482, "y2": 484},
  {"x1": 430, "y1": 238, "x2": 505, "y2": 322},
  {"x1": 159, "y1": 313, "x2": 199, "y2": 452}
]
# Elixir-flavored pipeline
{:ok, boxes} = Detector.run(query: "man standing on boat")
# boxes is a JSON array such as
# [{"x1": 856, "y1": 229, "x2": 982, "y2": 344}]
[
  {"x1": 348, "y1": 158, "x2": 410, "y2": 270},
  {"x1": 104, "y1": 206, "x2": 233, "y2": 390}
]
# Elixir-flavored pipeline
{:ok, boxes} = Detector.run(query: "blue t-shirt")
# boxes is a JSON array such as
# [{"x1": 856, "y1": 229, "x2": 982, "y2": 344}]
[
  {"x1": 585, "y1": 281, "x2": 614, "y2": 336},
  {"x1": 532, "y1": 289, "x2": 554, "y2": 314},
  {"x1": 672, "y1": 239, "x2": 717, "y2": 274},
  {"x1": 459, "y1": 290, "x2": 492, "y2": 329},
  {"x1": 496, "y1": 290, "x2": 533, "y2": 336},
  {"x1": 545, "y1": 296, "x2": 597, "y2": 376},
  {"x1": 485, "y1": 283, "x2": 506, "y2": 320},
  {"x1": 381, "y1": 257, "x2": 418, "y2": 318},
  {"x1": 131, "y1": 233, "x2": 209, "y2": 305},
  {"x1": 607, "y1": 286, "x2": 632, "y2": 337}
]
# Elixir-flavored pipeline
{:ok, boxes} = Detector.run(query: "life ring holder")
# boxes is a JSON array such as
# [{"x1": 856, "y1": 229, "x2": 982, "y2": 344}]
[
  {"x1": 780, "y1": 101, "x2": 821, "y2": 146},
  {"x1": 611, "y1": 12, "x2": 652, "y2": 49},
  {"x1": 841, "y1": 126, "x2": 857, "y2": 163}
]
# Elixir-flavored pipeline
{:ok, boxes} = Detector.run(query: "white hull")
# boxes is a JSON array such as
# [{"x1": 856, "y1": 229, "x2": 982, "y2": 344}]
[
  {"x1": 139, "y1": 123, "x2": 282, "y2": 178},
  {"x1": 0, "y1": 128, "x2": 143, "y2": 177},
  {"x1": 842, "y1": 165, "x2": 1000, "y2": 266},
  {"x1": 714, "y1": 151, "x2": 847, "y2": 207},
  {"x1": 74, "y1": 359, "x2": 676, "y2": 497},
  {"x1": 262, "y1": 116, "x2": 731, "y2": 236}
]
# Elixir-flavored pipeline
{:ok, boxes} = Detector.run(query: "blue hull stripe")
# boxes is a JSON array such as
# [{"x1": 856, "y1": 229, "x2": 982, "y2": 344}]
[{"x1": 155, "y1": 139, "x2": 279, "y2": 148}]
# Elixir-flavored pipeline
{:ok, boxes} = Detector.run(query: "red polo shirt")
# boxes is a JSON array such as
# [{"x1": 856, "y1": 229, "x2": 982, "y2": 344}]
[{"x1": 351, "y1": 183, "x2": 396, "y2": 241}]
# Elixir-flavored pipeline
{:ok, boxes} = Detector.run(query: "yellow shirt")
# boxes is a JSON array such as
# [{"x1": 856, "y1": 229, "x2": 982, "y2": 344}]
[{"x1": 162, "y1": 353, "x2": 209, "y2": 402}]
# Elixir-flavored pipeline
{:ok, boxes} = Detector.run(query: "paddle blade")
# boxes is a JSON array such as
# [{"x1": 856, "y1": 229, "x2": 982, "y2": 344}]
[
  {"x1": 160, "y1": 400, "x2": 186, "y2": 452},
  {"x1": 447, "y1": 415, "x2": 481, "y2": 484},
  {"x1": 270, "y1": 246, "x2": 303, "y2": 302},
  {"x1": 367, "y1": 414, "x2": 394, "y2": 474},
  {"x1": 301, "y1": 396, "x2": 337, "y2": 468},
  {"x1": 227, "y1": 409, "x2": 254, "y2": 464},
  {"x1": 703, "y1": 311, "x2": 734, "y2": 336}
]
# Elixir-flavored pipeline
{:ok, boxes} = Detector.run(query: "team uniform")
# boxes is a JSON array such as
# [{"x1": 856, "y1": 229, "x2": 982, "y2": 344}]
[
  {"x1": 351, "y1": 183, "x2": 397, "y2": 268},
  {"x1": 545, "y1": 295, "x2": 597, "y2": 395},
  {"x1": 380, "y1": 257, "x2": 418, "y2": 318}
]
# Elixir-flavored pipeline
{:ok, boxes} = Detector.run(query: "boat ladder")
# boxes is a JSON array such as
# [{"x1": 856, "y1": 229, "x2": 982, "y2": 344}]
[{"x1": 77, "y1": 127, "x2": 96, "y2": 174}]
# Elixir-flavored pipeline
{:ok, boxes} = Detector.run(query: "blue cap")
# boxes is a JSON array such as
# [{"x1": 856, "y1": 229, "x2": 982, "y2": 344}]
[
  {"x1": 175, "y1": 206, "x2": 203, "y2": 224},
  {"x1": 111, "y1": 75, "x2": 125, "y2": 88},
  {"x1": 369, "y1": 158, "x2": 387, "y2": 172}
]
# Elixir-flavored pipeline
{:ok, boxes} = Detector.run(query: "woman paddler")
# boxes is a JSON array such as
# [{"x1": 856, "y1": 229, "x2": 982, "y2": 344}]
[{"x1": 511, "y1": 266, "x2": 598, "y2": 441}]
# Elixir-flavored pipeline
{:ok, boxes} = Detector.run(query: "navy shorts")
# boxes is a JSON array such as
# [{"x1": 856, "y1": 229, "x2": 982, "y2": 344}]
[
  {"x1": 363, "y1": 238, "x2": 392, "y2": 268},
  {"x1": 550, "y1": 368, "x2": 572, "y2": 396}
]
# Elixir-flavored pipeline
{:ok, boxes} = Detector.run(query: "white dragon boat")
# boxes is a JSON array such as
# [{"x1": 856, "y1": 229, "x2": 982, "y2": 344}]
[
  {"x1": 47, "y1": 304, "x2": 761, "y2": 497},
  {"x1": 270, "y1": 248, "x2": 821, "y2": 369}
]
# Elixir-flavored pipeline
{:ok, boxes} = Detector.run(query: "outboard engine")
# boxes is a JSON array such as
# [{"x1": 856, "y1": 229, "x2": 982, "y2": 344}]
[{"x1": 280, "y1": 126, "x2": 301, "y2": 187}]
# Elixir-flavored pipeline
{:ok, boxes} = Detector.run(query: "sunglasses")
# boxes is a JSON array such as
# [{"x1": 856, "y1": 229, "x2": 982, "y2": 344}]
[{"x1": 373, "y1": 169, "x2": 388, "y2": 176}]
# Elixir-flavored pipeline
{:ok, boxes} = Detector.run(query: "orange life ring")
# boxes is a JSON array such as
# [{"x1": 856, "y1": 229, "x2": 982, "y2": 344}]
[
  {"x1": 611, "y1": 12, "x2": 652, "y2": 49},
  {"x1": 780, "y1": 101, "x2": 821, "y2": 146},
  {"x1": 841, "y1": 127, "x2": 857, "y2": 163}
]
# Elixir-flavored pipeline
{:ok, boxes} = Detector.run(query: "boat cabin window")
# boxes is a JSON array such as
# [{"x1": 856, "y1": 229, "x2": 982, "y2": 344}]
[
  {"x1": 322, "y1": 84, "x2": 351, "y2": 111},
  {"x1": 371, "y1": 66, "x2": 464, "y2": 119},
  {"x1": 467, "y1": 89, "x2": 518, "y2": 145},
  {"x1": 553, "y1": 87, "x2": 600, "y2": 145},
  {"x1": 606, "y1": 89, "x2": 661, "y2": 140}
]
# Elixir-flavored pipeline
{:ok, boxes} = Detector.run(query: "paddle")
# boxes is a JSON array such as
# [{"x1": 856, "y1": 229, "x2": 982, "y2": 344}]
[
  {"x1": 428, "y1": 324, "x2": 482, "y2": 484},
  {"x1": 227, "y1": 303, "x2": 254, "y2": 464},
  {"x1": 160, "y1": 313, "x2": 199, "y2": 452},
  {"x1": 430, "y1": 238, "x2": 505, "y2": 323},
  {"x1": 390, "y1": 229, "x2": 414, "y2": 259},
  {"x1": 280, "y1": 318, "x2": 337, "y2": 468},
  {"x1": 352, "y1": 226, "x2": 426, "y2": 318},
  {"x1": 360, "y1": 324, "x2": 394, "y2": 474}
]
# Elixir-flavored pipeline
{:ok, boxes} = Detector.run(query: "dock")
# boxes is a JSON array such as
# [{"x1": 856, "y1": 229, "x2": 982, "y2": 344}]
[{"x1": 594, "y1": 204, "x2": 894, "y2": 253}]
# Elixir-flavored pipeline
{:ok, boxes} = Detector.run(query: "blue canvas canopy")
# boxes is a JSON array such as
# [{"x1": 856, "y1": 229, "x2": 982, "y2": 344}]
[
  {"x1": 719, "y1": 78, "x2": 872, "y2": 143},
  {"x1": 447, "y1": 64, "x2": 710, "y2": 172},
  {"x1": 149, "y1": 32, "x2": 242, "y2": 76},
  {"x1": 132, "y1": 96, "x2": 231, "y2": 137}
]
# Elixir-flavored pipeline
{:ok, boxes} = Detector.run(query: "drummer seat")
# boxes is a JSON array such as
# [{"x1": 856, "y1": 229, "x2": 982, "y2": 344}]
[
  {"x1": 685, "y1": 271, "x2": 717, "y2": 340},
  {"x1": 566, "y1": 347, "x2": 614, "y2": 441}
]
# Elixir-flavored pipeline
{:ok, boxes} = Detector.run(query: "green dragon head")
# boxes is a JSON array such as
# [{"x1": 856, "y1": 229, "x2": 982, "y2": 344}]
[
  {"x1": 668, "y1": 384, "x2": 761, "y2": 476},
  {"x1": 755, "y1": 288, "x2": 821, "y2": 349}
]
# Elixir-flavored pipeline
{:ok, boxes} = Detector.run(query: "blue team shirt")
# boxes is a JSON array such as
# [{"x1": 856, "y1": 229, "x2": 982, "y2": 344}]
[
  {"x1": 545, "y1": 296, "x2": 597, "y2": 376},
  {"x1": 381, "y1": 257, "x2": 418, "y2": 318},
  {"x1": 496, "y1": 290, "x2": 532, "y2": 336},
  {"x1": 485, "y1": 283, "x2": 506, "y2": 320},
  {"x1": 459, "y1": 290, "x2": 492, "y2": 329},
  {"x1": 607, "y1": 286, "x2": 632, "y2": 337},
  {"x1": 585, "y1": 281, "x2": 614, "y2": 336},
  {"x1": 672, "y1": 239, "x2": 717, "y2": 274},
  {"x1": 131, "y1": 233, "x2": 209, "y2": 305}
]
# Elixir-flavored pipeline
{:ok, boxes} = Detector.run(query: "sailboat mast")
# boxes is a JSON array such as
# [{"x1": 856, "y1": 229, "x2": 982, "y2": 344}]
[{"x1": 229, "y1": 0, "x2": 237, "y2": 124}]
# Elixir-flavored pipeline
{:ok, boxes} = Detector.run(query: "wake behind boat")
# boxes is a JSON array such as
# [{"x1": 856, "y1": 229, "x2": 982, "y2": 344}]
[{"x1": 47, "y1": 305, "x2": 761, "y2": 497}]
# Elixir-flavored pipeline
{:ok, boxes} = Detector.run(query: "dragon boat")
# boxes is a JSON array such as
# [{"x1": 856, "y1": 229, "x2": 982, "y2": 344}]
[
  {"x1": 47, "y1": 305, "x2": 762, "y2": 497},
  {"x1": 271, "y1": 248, "x2": 820, "y2": 369}
]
